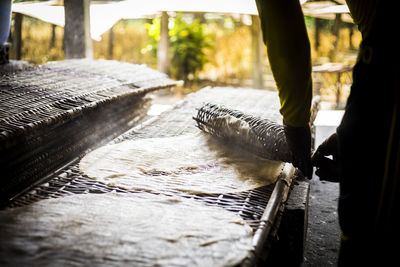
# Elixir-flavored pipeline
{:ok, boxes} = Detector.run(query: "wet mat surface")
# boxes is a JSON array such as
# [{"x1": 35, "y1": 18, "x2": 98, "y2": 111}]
[{"x1": 4, "y1": 86, "x2": 293, "y2": 266}]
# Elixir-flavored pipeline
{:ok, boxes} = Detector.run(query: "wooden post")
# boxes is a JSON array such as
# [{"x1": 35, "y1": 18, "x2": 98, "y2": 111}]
[
  {"x1": 251, "y1": 15, "x2": 264, "y2": 89},
  {"x1": 12, "y1": 13, "x2": 23, "y2": 60},
  {"x1": 108, "y1": 26, "x2": 114, "y2": 59},
  {"x1": 331, "y1": 13, "x2": 342, "y2": 61},
  {"x1": 158, "y1": 11, "x2": 170, "y2": 74},
  {"x1": 314, "y1": 18, "x2": 321, "y2": 53},
  {"x1": 349, "y1": 25, "x2": 355, "y2": 50},
  {"x1": 336, "y1": 72, "x2": 341, "y2": 108},
  {"x1": 194, "y1": 12, "x2": 206, "y2": 23},
  {"x1": 50, "y1": 24, "x2": 56, "y2": 49},
  {"x1": 64, "y1": 0, "x2": 92, "y2": 59}
]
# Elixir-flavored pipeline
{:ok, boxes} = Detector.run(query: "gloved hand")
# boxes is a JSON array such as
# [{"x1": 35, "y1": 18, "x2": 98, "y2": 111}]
[
  {"x1": 283, "y1": 122, "x2": 312, "y2": 179},
  {"x1": 311, "y1": 133, "x2": 340, "y2": 182}
]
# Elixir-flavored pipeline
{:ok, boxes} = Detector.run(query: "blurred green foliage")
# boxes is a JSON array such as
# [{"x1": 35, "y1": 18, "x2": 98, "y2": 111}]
[
  {"x1": 12, "y1": 15, "x2": 65, "y2": 64},
  {"x1": 94, "y1": 19, "x2": 155, "y2": 66},
  {"x1": 145, "y1": 14, "x2": 213, "y2": 83},
  {"x1": 12, "y1": 12, "x2": 360, "y2": 102},
  {"x1": 304, "y1": 16, "x2": 334, "y2": 29}
]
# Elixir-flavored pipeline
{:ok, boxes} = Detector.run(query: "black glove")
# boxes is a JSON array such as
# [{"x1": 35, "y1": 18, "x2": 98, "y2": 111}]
[
  {"x1": 311, "y1": 133, "x2": 340, "y2": 182},
  {"x1": 283, "y1": 122, "x2": 312, "y2": 179}
]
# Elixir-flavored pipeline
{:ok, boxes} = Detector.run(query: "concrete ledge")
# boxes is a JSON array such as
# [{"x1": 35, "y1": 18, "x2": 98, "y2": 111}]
[
  {"x1": 283, "y1": 180, "x2": 310, "y2": 265},
  {"x1": 261, "y1": 179, "x2": 310, "y2": 266}
]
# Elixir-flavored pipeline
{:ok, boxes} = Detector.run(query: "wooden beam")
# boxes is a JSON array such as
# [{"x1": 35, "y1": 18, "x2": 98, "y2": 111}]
[
  {"x1": 251, "y1": 15, "x2": 264, "y2": 89},
  {"x1": 314, "y1": 18, "x2": 322, "y2": 53},
  {"x1": 12, "y1": 13, "x2": 23, "y2": 60},
  {"x1": 64, "y1": 0, "x2": 92, "y2": 59},
  {"x1": 157, "y1": 11, "x2": 170, "y2": 75},
  {"x1": 108, "y1": 26, "x2": 114, "y2": 59},
  {"x1": 330, "y1": 13, "x2": 342, "y2": 61},
  {"x1": 349, "y1": 25, "x2": 355, "y2": 50},
  {"x1": 49, "y1": 24, "x2": 56, "y2": 49}
]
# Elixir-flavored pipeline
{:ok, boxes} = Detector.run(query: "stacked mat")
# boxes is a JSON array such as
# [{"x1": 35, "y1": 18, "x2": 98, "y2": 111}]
[{"x1": 0, "y1": 59, "x2": 177, "y2": 204}]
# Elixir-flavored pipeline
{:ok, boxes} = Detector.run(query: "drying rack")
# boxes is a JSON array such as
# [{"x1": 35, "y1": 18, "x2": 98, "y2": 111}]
[{"x1": 4, "y1": 85, "x2": 298, "y2": 266}]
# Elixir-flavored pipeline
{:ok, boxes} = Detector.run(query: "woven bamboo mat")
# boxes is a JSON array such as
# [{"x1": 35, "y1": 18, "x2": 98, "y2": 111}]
[
  {"x1": 4, "y1": 86, "x2": 294, "y2": 266},
  {"x1": 118, "y1": 86, "x2": 283, "y2": 140},
  {"x1": 0, "y1": 59, "x2": 178, "y2": 204},
  {"x1": 7, "y1": 86, "x2": 285, "y2": 224},
  {"x1": 0, "y1": 59, "x2": 177, "y2": 141}
]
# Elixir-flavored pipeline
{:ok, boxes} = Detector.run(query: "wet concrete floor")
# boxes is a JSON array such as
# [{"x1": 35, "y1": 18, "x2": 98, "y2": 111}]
[{"x1": 302, "y1": 176, "x2": 340, "y2": 266}]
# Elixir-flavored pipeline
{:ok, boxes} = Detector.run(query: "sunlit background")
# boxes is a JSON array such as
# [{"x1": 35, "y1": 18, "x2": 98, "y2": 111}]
[{"x1": 9, "y1": 0, "x2": 359, "y2": 108}]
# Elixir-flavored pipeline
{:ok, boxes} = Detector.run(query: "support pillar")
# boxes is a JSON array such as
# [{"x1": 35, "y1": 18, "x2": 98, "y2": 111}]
[
  {"x1": 64, "y1": 0, "x2": 92, "y2": 59},
  {"x1": 12, "y1": 13, "x2": 23, "y2": 60},
  {"x1": 314, "y1": 18, "x2": 321, "y2": 53},
  {"x1": 157, "y1": 11, "x2": 170, "y2": 75},
  {"x1": 251, "y1": 15, "x2": 264, "y2": 89},
  {"x1": 108, "y1": 26, "x2": 114, "y2": 59},
  {"x1": 50, "y1": 24, "x2": 56, "y2": 49},
  {"x1": 349, "y1": 25, "x2": 355, "y2": 50},
  {"x1": 330, "y1": 14, "x2": 342, "y2": 61}
]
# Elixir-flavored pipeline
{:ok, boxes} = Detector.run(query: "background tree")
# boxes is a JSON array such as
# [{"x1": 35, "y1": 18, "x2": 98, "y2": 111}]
[{"x1": 146, "y1": 14, "x2": 212, "y2": 85}]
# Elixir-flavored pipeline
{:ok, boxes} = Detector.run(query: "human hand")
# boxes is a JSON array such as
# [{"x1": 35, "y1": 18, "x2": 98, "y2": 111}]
[
  {"x1": 311, "y1": 133, "x2": 340, "y2": 182},
  {"x1": 283, "y1": 122, "x2": 312, "y2": 179}
]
